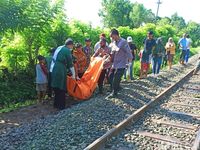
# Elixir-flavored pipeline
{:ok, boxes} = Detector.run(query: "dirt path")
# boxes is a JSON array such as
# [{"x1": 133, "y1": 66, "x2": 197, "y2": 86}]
[
  {"x1": 0, "y1": 98, "x2": 80, "y2": 134},
  {"x1": 0, "y1": 101, "x2": 57, "y2": 133}
]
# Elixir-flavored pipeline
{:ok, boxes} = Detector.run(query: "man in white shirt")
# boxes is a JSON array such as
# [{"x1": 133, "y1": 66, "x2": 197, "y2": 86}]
[{"x1": 185, "y1": 34, "x2": 192, "y2": 64}]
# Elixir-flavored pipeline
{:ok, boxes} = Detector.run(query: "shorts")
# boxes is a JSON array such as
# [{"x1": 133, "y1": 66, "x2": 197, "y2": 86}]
[
  {"x1": 36, "y1": 83, "x2": 47, "y2": 92},
  {"x1": 167, "y1": 54, "x2": 174, "y2": 62},
  {"x1": 141, "y1": 63, "x2": 149, "y2": 72}
]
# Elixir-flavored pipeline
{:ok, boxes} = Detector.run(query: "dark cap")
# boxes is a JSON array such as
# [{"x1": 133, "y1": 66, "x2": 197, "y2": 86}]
[
  {"x1": 65, "y1": 38, "x2": 73, "y2": 46},
  {"x1": 85, "y1": 38, "x2": 91, "y2": 42},
  {"x1": 37, "y1": 55, "x2": 45, "y2": 61}
]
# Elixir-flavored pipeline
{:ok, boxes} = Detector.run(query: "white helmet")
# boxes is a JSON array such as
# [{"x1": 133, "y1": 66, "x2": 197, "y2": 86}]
[{"x1": 127, "y1": 36, "x2": 132, "y2": 42}]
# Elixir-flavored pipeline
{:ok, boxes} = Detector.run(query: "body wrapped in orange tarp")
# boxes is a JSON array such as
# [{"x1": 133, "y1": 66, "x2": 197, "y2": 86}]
[{"x1": 67, "y1": 57, "x2": 104, "y2": 100}]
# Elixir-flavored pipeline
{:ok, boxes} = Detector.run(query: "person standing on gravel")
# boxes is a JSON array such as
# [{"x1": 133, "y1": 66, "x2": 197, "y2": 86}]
[
  {"x1": 152, "y1": 37, "x2": 165, "y2": 76},
  {"x1": 178, "y1": 33, "x2": 188, "y2": 65},
  {"x1": 93, "y1": 38, "x2": 111, "y2": 94},
  {"x1": 124, "y1": 36, "x2": 137, "y2": 81},
  {"x1": 108, "y1": 29, "x2": 133, "y2": 98},
  {"x1": 141, "y1": 31, "x2": 156, "y2": 78},
  {"x1": 50, "y1": 38, "x2": 75, "y2": 110},
  {"x1": 165, "y1": 37, "x2": 176, "y2": 69},
  {"x1": 185, "y1": 34, "x2": 192, "y2": 64}
]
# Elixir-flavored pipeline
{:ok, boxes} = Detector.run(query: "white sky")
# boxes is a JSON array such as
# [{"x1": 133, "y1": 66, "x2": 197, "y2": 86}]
[{"x1": 65, "y1": 0, "x2": 200, "y2": 27}]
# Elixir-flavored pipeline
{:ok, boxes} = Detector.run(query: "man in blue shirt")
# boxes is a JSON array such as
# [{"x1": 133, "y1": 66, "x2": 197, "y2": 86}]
[{"x1": 178, "y1": 33, "x2": 188, "y2": 65}]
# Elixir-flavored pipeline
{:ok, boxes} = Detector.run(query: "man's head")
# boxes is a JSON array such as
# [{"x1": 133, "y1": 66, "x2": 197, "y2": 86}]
[
  {"x1": 99, "y1": 38, "x2": 106, "y2": 48},
  {"x1": 99, "y1": 33, "x2": 106, "y2": 40},
  {"x1": 85, "y1": 38, "x2": 91, "y2": 47},
  {"x1": 147, "y1": 31, "x2": 154, "y2": 39},
  {"x1": 37, "y1": 55, "x2": 45, "y2": 63},
  {"x1": 127, "y1": 36, "x2": 133, "y2": 43},
  {"x1": 75, "y1": 43, "x2": 82, "y2": 51},
  {"x1": 183, "y1": 33, "x2": 187, "y2": 38},
  {"x1": 168, "y1": 37, "x2": 173, "y2": 43},
  {"x1": 65, "y1": 38, "x2": 74, "y2": 50},
  {"x1": 110, "y1": 28, "x2": 119, "y2": 41}
]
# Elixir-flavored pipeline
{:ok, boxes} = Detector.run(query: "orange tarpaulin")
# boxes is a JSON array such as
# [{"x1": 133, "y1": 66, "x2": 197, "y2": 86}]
[{"x1": 67, "y1": 57, "x2": 104, "y2": 100}]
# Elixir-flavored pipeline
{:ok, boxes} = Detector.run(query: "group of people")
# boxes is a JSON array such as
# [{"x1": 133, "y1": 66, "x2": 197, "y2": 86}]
[{"x1": 35, "y1": 29, "x2": 194, "y2": 110}]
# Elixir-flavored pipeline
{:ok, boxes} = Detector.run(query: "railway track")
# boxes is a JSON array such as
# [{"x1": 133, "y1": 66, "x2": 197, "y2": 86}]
[{"x1": 85, "y1": 68, "x2": 200, "y2": 150}]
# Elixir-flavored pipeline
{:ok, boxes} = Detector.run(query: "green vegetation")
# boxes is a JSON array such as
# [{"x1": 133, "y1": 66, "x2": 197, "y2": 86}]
[{"x1": 0, "y1": 0, "x2": 200, "y2": 112}]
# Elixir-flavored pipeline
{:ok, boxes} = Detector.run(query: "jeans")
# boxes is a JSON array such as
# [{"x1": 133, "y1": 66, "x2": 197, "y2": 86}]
[
  {"x1": 152, "y1": 56, "x2": 162, "y2": 74},
  {"x1": 124, "y1": 61, "x2": 134, "y2": 80},
  {"x1": 180, "y1": 50, "x2": 186, "y2": 62},
  {"x1": 185, "y1": 49, "x2": 190, "y2": 63},
  {"x1": 110, "y1": 68, "x2": 125, "y2": 94}
]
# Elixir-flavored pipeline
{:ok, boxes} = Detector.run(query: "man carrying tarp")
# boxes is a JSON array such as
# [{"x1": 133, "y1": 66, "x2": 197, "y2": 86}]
[
  {"x1": 108, "y1": 29, "x2": 133, "y2": 98},
  {"x1": 93, "y1": 38, "x2": 111, "y2": 94},
  {"x1": 50, "y1": 38, "x2": 76, "y2": 110}
]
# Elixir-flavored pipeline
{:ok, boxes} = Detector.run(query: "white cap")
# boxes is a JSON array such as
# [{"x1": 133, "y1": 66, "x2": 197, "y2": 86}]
[{"x1": 127, "y1": 36, "x2": 132, "y2": 42}]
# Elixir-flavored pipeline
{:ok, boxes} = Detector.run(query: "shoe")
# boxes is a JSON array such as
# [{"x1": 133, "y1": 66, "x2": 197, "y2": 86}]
[{"x1": 108, "y1": 92, "x2": 118, "y2": 98}]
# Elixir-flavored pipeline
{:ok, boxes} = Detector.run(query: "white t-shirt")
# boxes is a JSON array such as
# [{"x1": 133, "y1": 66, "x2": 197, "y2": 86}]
[{"x1": 186, "y1": 38, "x2": 192, "y2": 49}]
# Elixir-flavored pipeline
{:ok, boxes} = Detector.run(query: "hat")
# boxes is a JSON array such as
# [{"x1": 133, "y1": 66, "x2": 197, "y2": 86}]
[
  {"x1": 65, "y1": 38, "x2": 73, "y2": 46},
  {"x1": 127, "y1": 36, "x2": 132, "y2": 42},
  {"x1": 85, "y1": 38, "x2": 91, "y2": 42}
]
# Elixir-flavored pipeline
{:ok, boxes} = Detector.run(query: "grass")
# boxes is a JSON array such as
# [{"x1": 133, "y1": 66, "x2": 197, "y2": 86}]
[{"x1": 0, "y1": 100, "x2": 36, "y2": 113}]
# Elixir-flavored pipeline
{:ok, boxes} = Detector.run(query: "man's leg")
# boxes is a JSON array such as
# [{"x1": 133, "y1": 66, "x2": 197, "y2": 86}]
[
  {"x1": 57, "y1": 89, "x2": 66, "y2": 110},
  {"x1": 157, "y1": 57, "x2": 162, "y2": 74},
  {"x1": 112, "y1": 68, "x2": 125, "y2": 95},
  {"x1": 98, "y1": 69, "x2": 106, "y2": 93},
  {"x1": 152, "y1": 57, "x2": 157, "y2": 75},
  {"x1": 53, "y1": 88, "x2": 59, "y2": 108},
  {"x1": 130, "y1": 61, "x2": 134, "y2": 80}
]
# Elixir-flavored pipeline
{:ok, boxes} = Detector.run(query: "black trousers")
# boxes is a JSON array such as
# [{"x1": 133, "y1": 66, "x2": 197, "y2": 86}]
[
  {"x1": 110, "y1": 68, "x2": 125, "y2": 94},
  {"x1": 53, "y1": 88, "x2": 66, "y2": 110},
  {"x1": 47, "y1": 72, "x2": 52, "y2": 97},
  {"x1": 98, "y1": 69, "x2": 107, "y2": 91}
]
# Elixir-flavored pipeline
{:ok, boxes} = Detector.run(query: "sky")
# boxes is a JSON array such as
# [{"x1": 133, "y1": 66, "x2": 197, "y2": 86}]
[{"x1": 65, "y1": 0, "x2": 200, "y2": 27}]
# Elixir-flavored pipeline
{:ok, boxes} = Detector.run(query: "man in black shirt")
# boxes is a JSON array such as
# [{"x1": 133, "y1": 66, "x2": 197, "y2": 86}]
[{"x1": 124, "y1": 36, "x2": 138, "y2": 80}]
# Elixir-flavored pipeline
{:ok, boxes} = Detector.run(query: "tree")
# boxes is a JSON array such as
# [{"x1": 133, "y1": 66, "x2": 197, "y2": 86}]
[
  {"x1": 157, "y1": 17, "x2": 171, "y2": 26},
  {"x1": 99, "y1": 0, "x2": 133, "y2": 28},
  {"x1": 186, "y1": 21, "x2": 200, "y2": 47},
  {"x1": 0, "y1": 0, "x2": 66, "y2": 71},
  {"x1": 170, "y1": 13, "x2": 186, "y2": 32},
  {"x1": 129, "y1": 2, "x2": 155, "y2": 28}
]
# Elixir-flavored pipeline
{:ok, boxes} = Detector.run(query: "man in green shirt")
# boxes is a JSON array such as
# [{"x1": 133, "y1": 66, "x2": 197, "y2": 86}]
[{"x1": 50, "y1": 38, "x2": 75, "y2": 110}]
